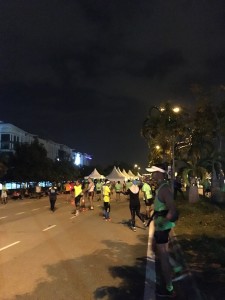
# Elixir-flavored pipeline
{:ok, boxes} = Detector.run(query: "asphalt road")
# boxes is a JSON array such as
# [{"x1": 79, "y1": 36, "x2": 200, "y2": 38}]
[{"x1": 0, "y1": 194, "x2": 150, "y2": 300}]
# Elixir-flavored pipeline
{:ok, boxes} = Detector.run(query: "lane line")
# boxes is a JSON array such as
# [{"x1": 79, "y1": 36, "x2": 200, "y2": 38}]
[
  {"x1": 15, "y1": 212, "x2": 25, "y2": 215},
  {"x1": 0, "y1": 216, "x2": 7, "y2": 220},
  {"x1": 32, "y1": 208, "x2": 40, "y2": 211},
  {"x1": 0, "y1": 241, "x2": 21, "y2": 252},
  {"x1": 42, "y1": 225, "x2": 56, "y2": 232}
]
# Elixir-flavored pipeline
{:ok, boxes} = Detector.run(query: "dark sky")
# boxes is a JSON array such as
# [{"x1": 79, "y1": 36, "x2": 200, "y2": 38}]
[{"x1": 1, "y1": 1, "x2": 225, "y2": 169}]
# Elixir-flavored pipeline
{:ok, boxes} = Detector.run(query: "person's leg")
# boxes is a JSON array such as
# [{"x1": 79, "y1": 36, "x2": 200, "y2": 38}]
[
  {"x1": 129, "y1": 205, "x2": 136, "y2": 228},
  {"x1": 135, "y1": 204, "x2": 146, "y2": 224},
  {"x1": 50, "y1": 197, "x2": 54, "y2": 211},
  {"x1": 154, "y1": 230, "x2": 175, "y2": 297},
  {"x1": 156, "y1": 243, "x2": 173, "y2": 289},
  {"x1": 105, "y1": 202, "x2": 110, "y2": 220},
  {"x1": 50, "y1": 198, "x2": 56, "y2": 211},
  {"x1": 89, "y1": 192, "x2": 94, "y2": 209},
  {"x1": 108, "y1": 203, "x2": 111, "y2": 219},
  {"x1": 103, "y1": 202, "x2": 107, "y2": 219},
  {"x1": 116, "y1": 192, "x2": 118, "y2": 202},
  {"x1": 75, "y1": 196, "x2": 81, "y2": 215},
  {"x1": 71, "y1": 197, "x2": 77, "y2": 214}
]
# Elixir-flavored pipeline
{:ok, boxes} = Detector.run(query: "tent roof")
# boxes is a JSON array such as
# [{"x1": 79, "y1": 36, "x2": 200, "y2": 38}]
[
  {"x1": 86, "y1": 168, "x2": 105, "y2": 179},
  {"x1": 106, "y1": 166, "x2": 126, "y2": 182},
  {"x1": 137, "y1": 172, "x2": 142, "y2": 178},
  {"x1": 117, "y1": 167, "x2": 127, "y2": 177},
  {"x1": 122, "y1": 169, "x2": 131, "y2": 179},
  {"x1": 127, "y1": 170, "x2": 137, "y2": 179}
]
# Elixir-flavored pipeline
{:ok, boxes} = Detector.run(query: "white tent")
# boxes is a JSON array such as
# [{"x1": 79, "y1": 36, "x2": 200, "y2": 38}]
[
  {"x1": 122, "y1": 169, "x2": 131, "y2": 179},
  {"x1": 128, "y1": 170, "x2": 137, "y2": 179},
  {"x1": 117, "y1": 167, "x2": 128, "y2": 180},
  {"x1": 137, "y1": 172, "x2": 143, "y2": 178},
  {"x1": 106, "y1": 166, "x2": 126, "y2": 182},
  {"x1": 85, "y1": 168, "x2": 105, "y2": 179}
]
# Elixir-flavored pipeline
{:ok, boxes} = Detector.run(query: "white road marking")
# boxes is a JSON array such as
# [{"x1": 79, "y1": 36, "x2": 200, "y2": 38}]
[
  {"x1": 0, "y1": 241, "x2": 21, "y2": 252},
  {"x1": 44, "y1": 205, "x2": 49, "y2": 208},
  {"x1": 70, "y1": 216, "x2": 77, "y2": 219},
  {"x1": 144, "y1": 216, "x2": 156, "y2": 300},
  {"x1": 0, "y1": 216, "x2": 7, "y2": 220},
  {"x1": 42, "y1": 225, "x2": 56, "y2": 231},
  {"x1": 15, "y1": 212, "x2": 25, "y2": 215},
  {"x1": 32, "y1": 208, "x2": 40, "y2": 211}
]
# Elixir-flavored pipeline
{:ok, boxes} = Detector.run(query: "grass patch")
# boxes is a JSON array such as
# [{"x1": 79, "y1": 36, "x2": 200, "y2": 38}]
[{"x1": 174, "y1": 195, "x2": 225, "y2": 297}]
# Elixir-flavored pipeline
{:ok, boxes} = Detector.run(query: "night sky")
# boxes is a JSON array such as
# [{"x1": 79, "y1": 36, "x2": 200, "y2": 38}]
[{"x1": 1, "y1": 1, "x2": 225, "y2": 169}]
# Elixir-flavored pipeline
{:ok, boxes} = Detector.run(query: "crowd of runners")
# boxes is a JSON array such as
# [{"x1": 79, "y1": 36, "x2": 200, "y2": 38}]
[{"x1": 63, "y1": 176, "x2": 155, "y2": 226}]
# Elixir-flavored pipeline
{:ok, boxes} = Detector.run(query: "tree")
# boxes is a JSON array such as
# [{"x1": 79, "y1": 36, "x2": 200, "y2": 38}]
[
  {"x1": 141, "y1": 102, "x2": 190, "y2": 166},
  {"x1": 142, "y1": 90, "x2": 225, "y2": 203},
  {"x1": 8, "y1": 140, "x2": 51, "y2": 182}
]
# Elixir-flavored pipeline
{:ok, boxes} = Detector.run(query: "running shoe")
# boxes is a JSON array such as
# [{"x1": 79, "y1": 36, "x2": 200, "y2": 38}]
[
  {"x1": 156, "y1": 288, "x2": 176, "y2": 298},
  {"x1": 173, "y1": 265, "x2": 183, "y2": 274},
  {"x1": 90, "y1": 206, "x2": 94, "y2": 210},
  {"x1": 143, "y1": 221, "x2": 148, "y2": 227},
  {"x1": 131, "y1": 226, "x2": 136, "y2": 232}
]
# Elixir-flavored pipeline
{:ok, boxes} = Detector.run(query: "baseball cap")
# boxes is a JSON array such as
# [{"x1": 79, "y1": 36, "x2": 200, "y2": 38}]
[
  {"x1": 106, "y1": 180, "x2": 110, "y2": 184},
  {"x1": 146, "y1": 165, "x2": 166, "y2": 173}
]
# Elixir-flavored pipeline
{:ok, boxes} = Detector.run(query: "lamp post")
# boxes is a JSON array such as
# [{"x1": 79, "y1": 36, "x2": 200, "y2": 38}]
[
  {"x1": 148, "y1": 104, "x2": 181, "y2": 197},
  {"x1": 134, "y1": 164, "x2": 140, "y2": 175},
  {"x1": 169, "y1": 106, "x2": 181, "y2": 197}
]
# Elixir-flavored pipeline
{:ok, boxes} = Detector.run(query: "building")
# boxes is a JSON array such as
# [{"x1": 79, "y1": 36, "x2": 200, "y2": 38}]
[{"x1": 0, "y1": 122, "x2": 92, "y2": 166}]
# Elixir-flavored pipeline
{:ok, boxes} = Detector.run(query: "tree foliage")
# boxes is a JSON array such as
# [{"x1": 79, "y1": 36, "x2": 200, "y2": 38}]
[
  {"x1": 0, "y1": 140, "x2": 80, "y2": 183},
  {"x1": 141, "y1": 96, "x2": 225, "y2": 183}
]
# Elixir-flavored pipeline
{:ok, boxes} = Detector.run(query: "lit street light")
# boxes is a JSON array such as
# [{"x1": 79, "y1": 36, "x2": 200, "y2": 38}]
[
  {"x1": 133, "y1": 164, "x2": 141, "y2": 175},
  {"x1": 148, "y1": 103, "x2": 181, "y2": 197}
]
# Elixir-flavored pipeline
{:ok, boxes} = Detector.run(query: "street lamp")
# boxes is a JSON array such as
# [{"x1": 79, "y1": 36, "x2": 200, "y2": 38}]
[
  {"x1": 134, "y1": 164, "x2": 140, "y2": 175},
  {"x1": 170, "y1": 106, "x2": 181, "y2": 196},
  {"x1": 148, "y1": 103, "x2": 181, "y2": 196}
]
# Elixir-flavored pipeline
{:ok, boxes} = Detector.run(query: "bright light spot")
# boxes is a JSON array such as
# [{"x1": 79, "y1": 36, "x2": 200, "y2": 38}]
[
  {"x1": 173, "y1": 107, "x2": 180, "y2": 113},
  {"x1": 75, "y1": 153, "x2": 81, "y2": 166}
]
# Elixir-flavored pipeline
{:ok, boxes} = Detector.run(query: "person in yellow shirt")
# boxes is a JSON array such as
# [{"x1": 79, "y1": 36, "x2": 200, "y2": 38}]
[
  {"x1": 102, "y1": 180, "x2": 111, "y2": 221},
  {"x1": 73, "y1": 180, "x2": 83, "y2": 216}
]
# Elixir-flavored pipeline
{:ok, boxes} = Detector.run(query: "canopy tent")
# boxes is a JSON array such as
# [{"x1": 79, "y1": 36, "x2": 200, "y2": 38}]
[
  {"x1": 85, "y1": 168, "x2": 105, "y2": 179},
  {"x1": 137, "y1": 172, "x2": 143, "y2": 178},
  {"x1": 117, "y1": 167, "x2": 129, "y2": 180},
  {"x1": 106, "y1": 166, "x2": 126, "y2": 182},
  {"x1": 122, "y1": 169, "x2": 131, "y2": 179},
  {"x1": 127, "y1": 170, "x2": 137, "y2": 179}
]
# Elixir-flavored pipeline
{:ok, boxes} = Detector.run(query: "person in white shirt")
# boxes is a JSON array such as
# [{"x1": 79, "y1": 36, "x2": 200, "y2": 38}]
[{"x1": 87, "y1": 178, "x2": 95, "y2": 210}]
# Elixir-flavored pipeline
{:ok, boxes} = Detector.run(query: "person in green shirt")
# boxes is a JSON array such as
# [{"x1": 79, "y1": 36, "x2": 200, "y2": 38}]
[
  {"x1": 148, "y1": 165, "x2": 178, "y2": 298},
  {"x1": 95, "y1": 180, "x2": 102, "y2": 201},
  {"x1": 115, "y1": 181, "x2": 122, "y2": 202},
  {"x1": 141, "y1": 177, "x2": 153, "y2": 219}
]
